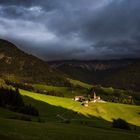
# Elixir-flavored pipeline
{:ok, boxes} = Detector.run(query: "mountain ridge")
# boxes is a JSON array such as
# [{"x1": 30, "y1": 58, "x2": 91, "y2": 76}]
[
  {"x1": 0, "y1": 39, "x2": 70, "y2": 86},
  {"x1": 49, "y1": 59, "x2": 140, "y2": 91}
]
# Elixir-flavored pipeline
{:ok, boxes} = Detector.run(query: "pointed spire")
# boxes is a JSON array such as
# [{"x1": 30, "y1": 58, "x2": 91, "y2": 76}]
[{"x1": 94, "y1": 92, "x2": 96, "y2": 99}]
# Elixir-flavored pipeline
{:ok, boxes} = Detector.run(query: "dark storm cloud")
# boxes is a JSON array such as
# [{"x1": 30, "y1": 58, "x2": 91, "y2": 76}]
[
  {"x1": 0, "y1": 0, "x2": 140, "y2": 60},
  {"x1": 84, "y1": 0, "x2": 140, "y2": 39}
]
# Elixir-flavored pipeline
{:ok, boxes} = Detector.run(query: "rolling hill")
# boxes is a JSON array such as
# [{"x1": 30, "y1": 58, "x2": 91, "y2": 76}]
[
  {"x1": 20, "y1": 89, "x2": 140, "y2": 126},
  {"x1": 49, "y1": 59, "x2": 140, "y2": 91},
  {"x1": 0, "y1": 39, "x2": 70, "y2": 86}
]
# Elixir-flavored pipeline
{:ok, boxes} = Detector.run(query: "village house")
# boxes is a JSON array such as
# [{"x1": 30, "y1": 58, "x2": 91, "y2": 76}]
[
  {"x1": 74, "y1": 96, "x2": 85, "y2": 102},
  {"x1": 81, "y1": 100, "x2": 89, "y2": 107},
  {"x1": 74, "y1": 90, "x2": 106, "y2": 107}
]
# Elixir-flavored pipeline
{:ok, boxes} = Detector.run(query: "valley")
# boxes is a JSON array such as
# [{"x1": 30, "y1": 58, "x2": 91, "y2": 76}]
[
  {"x1": 0, "y1": 0, "x2": 140, "y2": 139},
  {"x1": 0, "y1": 39, "x2": 140, "y2": 140}
]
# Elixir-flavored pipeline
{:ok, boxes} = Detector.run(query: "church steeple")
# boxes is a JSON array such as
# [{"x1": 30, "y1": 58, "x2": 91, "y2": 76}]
[{"x1": 94, "y1": 92, "x2": 96, "y2": 99}]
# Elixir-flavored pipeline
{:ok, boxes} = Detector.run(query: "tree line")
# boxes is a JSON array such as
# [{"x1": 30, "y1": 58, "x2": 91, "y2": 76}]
[
  {"x1": 89, "y1": 86, "x2": 138, "y2": 105},
  {"x1": 0, "y1": 87, "x2": 39, "y2": 116}
]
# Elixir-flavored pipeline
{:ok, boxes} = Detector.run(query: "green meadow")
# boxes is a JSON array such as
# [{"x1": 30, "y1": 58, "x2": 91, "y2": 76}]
[
  {"x1": 0, "y1": 78, "x2": 140, "y2": 140},
  {"x1": 0, "y1": 88, "x2": 140, "y2": 140},
  {"x1": 0, "y1": 117, "x2": 139, "y2": 140},
  {"x1": 68, "y1": 78, "x2": 93, "y2": 89},
  {"x1": 33, "y1": 84, "x2": 88, "y2": 98},
  {"x1": 20, "y1": 90, "x2": 140, "y2": 126}
]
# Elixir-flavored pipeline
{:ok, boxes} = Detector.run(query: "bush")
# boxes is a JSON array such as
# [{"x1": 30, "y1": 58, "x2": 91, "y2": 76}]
[{"x1": 112, "y1": 118, "x2": 130, "y2": 130}]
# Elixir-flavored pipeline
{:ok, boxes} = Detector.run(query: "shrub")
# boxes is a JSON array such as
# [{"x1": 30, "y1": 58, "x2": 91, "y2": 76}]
[{"x1": 112, "y1": 118, "x2": 130, "y2": 130}]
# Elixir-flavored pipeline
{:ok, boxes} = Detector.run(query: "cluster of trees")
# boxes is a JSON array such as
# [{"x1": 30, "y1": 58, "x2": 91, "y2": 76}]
[
  {"x1": 35, "y1": 90, "x2": 64, "y2": 97},
  {"x1": 89, "y1": 86, "x2": 136, "y2": 105},
  {"x1": 0, "y1": 87, "x2": 24, "y2": 107},
  {"x1": 0, "y1": 87, "x2": 39, "y2": 116},
  {"x1": 5, "y1": 80, "x2": 68, "y2": 97},
  {"x1": 5, "y1": 80, "x2": 67, "y2": 98},
  {"x1": 6, "y1": 80, "x2": 66, "y2": 97},
  {"x1": 109, "y1": 94, "x2": 134, "y2": 104},
  {"x1": 5, "y1": 80, "x2": 34, "y2": 91},
  {"x1": 5, "y1": 80, "x2": 87, "y2": 98}
]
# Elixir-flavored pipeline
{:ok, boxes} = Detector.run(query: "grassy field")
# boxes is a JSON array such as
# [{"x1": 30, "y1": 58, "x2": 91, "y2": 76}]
[
  {"x1": 0, "y1": 117, "x2": 139, "y2": 140},
  {"x1": 33, "y1": 84, "x2": 88, "y2": 98},
  {"x1": 33, "y1": 78, "x2": 93, "y2": 98},
  {"x1": 20, "y1": 90, "x2": 140, "y2": 126},
  {"x1": 0, "y1": 89, "x2": 140, "y2": 140},
  {"x1": 68, "y1": 78, "x2": 93, "y2": 89}
]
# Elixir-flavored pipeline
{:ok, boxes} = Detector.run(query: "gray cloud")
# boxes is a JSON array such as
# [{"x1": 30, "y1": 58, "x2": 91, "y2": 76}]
[{"x1": 0, "y1": 0, "x2": 140, "y2": 60}]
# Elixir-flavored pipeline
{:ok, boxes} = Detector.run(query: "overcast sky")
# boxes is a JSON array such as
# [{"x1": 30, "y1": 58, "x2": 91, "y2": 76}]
[{"x1": 0, "y1": 0, "x2": 140, "y2": 60}]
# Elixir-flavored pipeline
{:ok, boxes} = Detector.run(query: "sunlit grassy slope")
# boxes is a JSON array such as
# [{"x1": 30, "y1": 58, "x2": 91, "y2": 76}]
[
  {"x1": 0, "y1": 78, "x2": 7, "y2": 87},
  {"x1": 33, "y1": 78, "x2": 93, "y2": 91},
  {"x1": 33, "y1": 84, "x2": 69, "y2": 92},
  {"x1": 34, "y1": 78, "x2": 92, "y2": 90},
  {"x1": 33, "y1": 84, "x2": 88, "y2": 98},
  {"x1": 68, "y1": 78, "x2": 93, "y2": 89},
  {"x1": 20, "y1": 89, "x2": 140, "y2": 126},
  {"x1": 33, "y1": 79, "x2": 128, "y2": 99}
]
